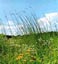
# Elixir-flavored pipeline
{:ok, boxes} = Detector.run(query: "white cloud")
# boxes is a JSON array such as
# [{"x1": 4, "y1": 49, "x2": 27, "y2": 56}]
[
  {"x1": 0, "y1": 12, "x2": 58, "y2": 36},
  {"x1": 0, "y1": 20, "x2": 24, "y2": 36},
  {"x1": 45, "y1": 12, "x2": 58, "y2": 17},
  {"x1": 45, "y1": 12, "x2": 58, "y2": 21},
  {"x1": 38, "y1": 12, "x2": 58, "y2": 32}
]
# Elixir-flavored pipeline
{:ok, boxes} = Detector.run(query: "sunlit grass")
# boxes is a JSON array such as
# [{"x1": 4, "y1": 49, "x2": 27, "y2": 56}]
[{"x1": 0, "y1": 32, "x2": 58, "y2": 64}]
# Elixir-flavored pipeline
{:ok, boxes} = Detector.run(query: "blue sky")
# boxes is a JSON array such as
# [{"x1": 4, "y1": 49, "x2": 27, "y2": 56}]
[
  {"x1": 0, "y1": 0, "x2": 58, "y2": 35},
  {"x1": 0, "y1": 0, "x2": 58, "y2": 22}
]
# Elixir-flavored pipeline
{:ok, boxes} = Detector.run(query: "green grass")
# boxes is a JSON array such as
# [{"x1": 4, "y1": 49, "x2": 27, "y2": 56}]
[{"x1": 0, "y1": 32, "x2": 58, "y2": 64}]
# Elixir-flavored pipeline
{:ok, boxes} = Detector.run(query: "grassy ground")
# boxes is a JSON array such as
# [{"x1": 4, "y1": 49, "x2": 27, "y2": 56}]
[{"x1": 0, "y1": 32, "x2": 58, "y2": 64}]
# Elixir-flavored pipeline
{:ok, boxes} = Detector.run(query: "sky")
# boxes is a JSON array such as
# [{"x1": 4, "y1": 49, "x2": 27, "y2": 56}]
[
  {"x1": 0, "y1": 0, "x2": 58, "y2": 19},
  {"x1": 0, "y1": 0, "x2": 58, "y2": 35}
]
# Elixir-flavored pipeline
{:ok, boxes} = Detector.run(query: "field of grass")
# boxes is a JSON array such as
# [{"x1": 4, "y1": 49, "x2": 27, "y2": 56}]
[{"x1": 0, "y1": 32, "x2": 58, "y2": 64}]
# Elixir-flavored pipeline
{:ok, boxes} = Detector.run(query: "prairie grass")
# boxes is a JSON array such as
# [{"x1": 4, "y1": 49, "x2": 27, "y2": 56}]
[{"x1": 0, "y1": 32, "x2": 58, "y2": 64}]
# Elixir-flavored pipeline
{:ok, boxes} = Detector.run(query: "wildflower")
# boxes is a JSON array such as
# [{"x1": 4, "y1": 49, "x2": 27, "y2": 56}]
[
  {"x1": 26, "y1": 48, "x2": 32, "y2": 55},
  {"x1": 25, "y1": 48, "x2": 31, "y2": 55},
  {"x1": 26, "y1": 48, "x2": 31, "y2": 52},
  {"x1": 16, "y1": 54, "x2": 24, "y2": 60}
]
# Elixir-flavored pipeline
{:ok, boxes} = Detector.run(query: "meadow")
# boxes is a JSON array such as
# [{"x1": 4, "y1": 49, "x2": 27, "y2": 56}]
[
  {"x1": 0, "y1": 12, "x2": 58, "y2": 64},
  {"x1": 0, "y1": 32, "x2": 58, "y2": 64}
]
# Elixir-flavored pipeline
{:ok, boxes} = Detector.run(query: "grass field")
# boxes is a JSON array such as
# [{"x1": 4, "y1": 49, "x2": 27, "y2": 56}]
[{"x1": 0, "y1": 32, "x2": 58, "y2": 64}]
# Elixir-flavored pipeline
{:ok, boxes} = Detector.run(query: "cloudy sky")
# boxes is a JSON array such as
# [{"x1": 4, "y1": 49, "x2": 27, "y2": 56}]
[{"x1": 0, "y1": 0, "x2": 58, "y2": 35}]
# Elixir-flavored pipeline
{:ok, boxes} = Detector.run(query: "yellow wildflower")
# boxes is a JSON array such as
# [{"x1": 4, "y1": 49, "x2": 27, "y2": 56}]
[
  {"x1": 16, "y1": 54, "x2": 24, "y2": 60},
  {"x1": 26, "y1": 48, "x2": 32, "y2": 52},
  {"x1": 26, "y1": 48, "x2": 31, "y2": 55}
]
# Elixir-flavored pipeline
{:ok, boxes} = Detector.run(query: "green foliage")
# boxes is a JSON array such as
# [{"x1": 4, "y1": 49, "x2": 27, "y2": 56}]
[{"x1": 0, "y1": 32, "x2": 58, "y2": 64}]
